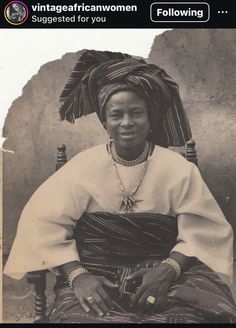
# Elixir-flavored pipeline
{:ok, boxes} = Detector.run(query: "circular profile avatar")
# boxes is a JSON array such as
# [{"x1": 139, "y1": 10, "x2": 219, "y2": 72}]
[{"x1": 4, "y1": 1, "x2": 28, "y2": 25}]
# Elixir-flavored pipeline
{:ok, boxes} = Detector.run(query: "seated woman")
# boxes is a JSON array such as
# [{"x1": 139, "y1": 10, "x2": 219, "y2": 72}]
[{"x1": 4, "y1": 50, "x2": 236, "y2": 323}]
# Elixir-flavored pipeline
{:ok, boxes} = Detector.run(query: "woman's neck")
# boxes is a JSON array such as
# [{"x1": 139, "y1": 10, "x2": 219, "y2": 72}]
[{"x1": 113, "y1": 141, "x2": 147, "y2": 161}]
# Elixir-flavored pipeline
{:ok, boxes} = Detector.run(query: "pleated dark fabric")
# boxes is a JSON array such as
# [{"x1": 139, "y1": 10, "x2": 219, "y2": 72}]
[{"x1": 49, "y1": 212, "x2": 236, "y2": 323}]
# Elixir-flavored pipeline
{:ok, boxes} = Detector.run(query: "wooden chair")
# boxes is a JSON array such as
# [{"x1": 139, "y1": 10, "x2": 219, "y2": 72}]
[{"x1": 27, "y1": 140, "x2": 198, "y2": 323}]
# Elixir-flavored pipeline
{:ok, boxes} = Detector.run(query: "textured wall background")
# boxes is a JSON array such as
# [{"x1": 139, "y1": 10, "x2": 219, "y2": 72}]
[
  {"x1": 3, "y1": 29, "x2": 236, "y2": 256},
  {"x1": 148, "y1": 29, "x2": 236, "y2": 250}
]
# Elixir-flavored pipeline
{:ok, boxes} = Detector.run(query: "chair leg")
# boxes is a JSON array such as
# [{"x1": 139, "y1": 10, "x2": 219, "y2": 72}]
[
  {"x1": 27, "y1": 271, "x2": 48, "y2": 323},
  {"x1": 34, "y1": 291, "x2": 47, "y2": 323}
]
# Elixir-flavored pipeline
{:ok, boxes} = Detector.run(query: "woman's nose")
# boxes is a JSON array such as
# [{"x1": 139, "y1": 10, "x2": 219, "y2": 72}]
[{"x1": 121, "y1": 114, "x2": 133, "y2": 126}]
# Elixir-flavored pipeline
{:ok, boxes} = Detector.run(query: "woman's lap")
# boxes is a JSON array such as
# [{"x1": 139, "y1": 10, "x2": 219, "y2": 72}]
[
  {"x1": 49, "y1": 290, "x2": 206, "y2": 323},
  {"x1": 49, "y1": 262, "x2": 236, "y2": 323}
]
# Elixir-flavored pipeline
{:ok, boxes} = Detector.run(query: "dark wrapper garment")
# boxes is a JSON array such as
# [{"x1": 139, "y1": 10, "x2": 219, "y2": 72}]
[{"x1": 49, "y1": 212, "x2": 236, "y2": 323}]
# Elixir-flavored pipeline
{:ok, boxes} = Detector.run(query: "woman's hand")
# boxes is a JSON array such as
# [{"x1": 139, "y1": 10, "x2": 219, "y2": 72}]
[
  {"x1": 125, "y1": 263, "x2": 176, "y2": 312},
  {"x1": 73, "y1": 272, "x2": 118, "y2": 317}
]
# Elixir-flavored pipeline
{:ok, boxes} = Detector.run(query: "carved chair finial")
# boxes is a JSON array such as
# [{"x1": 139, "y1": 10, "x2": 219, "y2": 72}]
[
  {"x1": 186, "y1": 139, "x2": 198, "y2": 165},
  {"x1": 56, "y1": 144, "x2": 67, "y2": 171}
]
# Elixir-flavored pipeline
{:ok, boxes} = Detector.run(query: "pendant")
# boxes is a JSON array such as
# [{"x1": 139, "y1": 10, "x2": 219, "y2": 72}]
[{"x1": 120, "y1": 195, "x2": 143, "y2": 213}]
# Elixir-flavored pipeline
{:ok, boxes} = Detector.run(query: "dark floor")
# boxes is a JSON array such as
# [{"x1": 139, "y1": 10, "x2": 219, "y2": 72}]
[{"x1": 3, "y1": 265, "x2": 236, "y2": 323}]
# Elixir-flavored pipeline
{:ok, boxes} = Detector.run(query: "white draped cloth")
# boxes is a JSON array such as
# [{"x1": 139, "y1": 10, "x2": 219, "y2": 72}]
[{"x1": 4, "y1": 144, "x2": 234, "y2": 288}]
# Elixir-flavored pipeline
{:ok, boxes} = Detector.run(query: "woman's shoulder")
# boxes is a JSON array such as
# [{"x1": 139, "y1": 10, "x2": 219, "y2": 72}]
[
  {"x1": 63, "y1": 143, "x2": 108, "y2": 171},
  {"x1": 154, "y1": 145, "x2": 190, "y2": 161},
  {"x1": 70, "y1": 143, "x2": 106, "y2": 159},
  {"x1": 152, "y1": 145, "x2": 194, "y2": 172},
  {"x1": 43, "y1": 144, "x2": 108, "y2": 186},
  {"x1": 71, "y1": 143, "x2": 107, "y2": 161}
]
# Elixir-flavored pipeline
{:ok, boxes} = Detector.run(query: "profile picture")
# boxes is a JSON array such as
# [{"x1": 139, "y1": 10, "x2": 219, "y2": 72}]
[{"x1": 4, "y1": 1, "x2": 28, "y2": 25}]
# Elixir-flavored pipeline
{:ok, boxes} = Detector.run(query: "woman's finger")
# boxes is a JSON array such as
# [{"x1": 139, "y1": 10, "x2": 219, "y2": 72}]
[
  {"x1": 100, "y1": 276, "x2": 119, "y2": 288},
  {"x1": 144, "y1": 294, "x2": 160, "y2": 313},
  {"x1": 153, "y1": 295, "x2": 165, "y2": 311},
  {"x1": 131, "y1": 284, "x2": 146, "y2": 305},
  {"x1": 97, "y1": 286, "x2": 113, "y2": 309},
  {"x1": 125, "y1": 268, "x2": 146, "y2": 281},
  {"x1": 86, "y1": 295, "x2": 104, "y2": 317},
  {"x1": 144, "y1": 301, "x2": 156, "y2": 314},
  {"x1": 137, "y1": 290, "x2": 155, "y2": 309},
  {"x1": 79, "y1": 296, "x2": 90, "y2": 313},
  {"x1": 93, "y1": 292, "x2": 111, "y2": 315}
]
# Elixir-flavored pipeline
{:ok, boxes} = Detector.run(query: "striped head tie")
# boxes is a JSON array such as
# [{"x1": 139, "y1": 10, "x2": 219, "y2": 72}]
[{"x1": 59, "y1": 49, "x2": 192, "y2": 147}]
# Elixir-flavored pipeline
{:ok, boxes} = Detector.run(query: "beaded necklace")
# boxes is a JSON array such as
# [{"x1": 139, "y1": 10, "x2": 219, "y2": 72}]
[
  {"x1": 110, "y1": 141, "x2": 149, "y2": 167},
  {"x1": 109, "y1": 141, "x2": 151, "y2": 213}
]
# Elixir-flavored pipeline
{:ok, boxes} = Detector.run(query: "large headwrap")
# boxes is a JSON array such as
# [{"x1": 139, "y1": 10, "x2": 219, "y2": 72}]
[{"x1": 59, "y1": 50, "x2": 192, "y2": 146}]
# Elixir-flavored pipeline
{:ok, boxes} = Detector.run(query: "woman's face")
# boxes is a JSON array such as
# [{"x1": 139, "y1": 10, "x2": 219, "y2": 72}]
[
  {"x1": 104, "y1": 90, "x2": 150, "y2": 151},
  {"x1": 12, "y1": 3, "x2": 20, "y2": 11}
]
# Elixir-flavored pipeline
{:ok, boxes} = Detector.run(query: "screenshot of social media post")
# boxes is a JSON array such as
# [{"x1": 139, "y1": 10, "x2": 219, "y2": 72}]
[{"x1": 1, "y1": 0, "x2": 235, "y2": 324}]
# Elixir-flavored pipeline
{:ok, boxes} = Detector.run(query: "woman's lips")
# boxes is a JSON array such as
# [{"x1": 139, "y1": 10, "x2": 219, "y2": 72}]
[
  {"x1": 120, "y1": 131, "x2": 136, "y2": 136},
  {"x1": 119, "y1": 132, "x2": 136, "y2": 140}
]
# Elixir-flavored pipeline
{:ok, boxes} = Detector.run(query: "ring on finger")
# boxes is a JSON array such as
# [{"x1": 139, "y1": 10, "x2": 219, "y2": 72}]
[
  {"x1": 87, "y1": 296, "x2": 94, "y2": 302},
  {"x1": 146, "y1": 295, "x2": 156, "y2": 304},
  {"x1": 93, "y1": 292, "x2": 110, "y2": 315},
  {"x1": 87, "y1": 296, "x2": 104, "y2": 317}
]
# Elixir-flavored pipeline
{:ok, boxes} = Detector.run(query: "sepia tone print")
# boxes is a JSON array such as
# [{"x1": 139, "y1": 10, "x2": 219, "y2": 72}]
[{"x1": 2, "y1": 29, "x2": 236, "y2": 323}]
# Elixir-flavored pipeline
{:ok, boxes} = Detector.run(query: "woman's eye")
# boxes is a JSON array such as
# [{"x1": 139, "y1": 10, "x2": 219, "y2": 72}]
[
  {"x1": 110, "y1": 113, "x2": 121, "y2": 119},
  {"x1": 132, "y1": 111, "x2": 142, "y2": 116}
]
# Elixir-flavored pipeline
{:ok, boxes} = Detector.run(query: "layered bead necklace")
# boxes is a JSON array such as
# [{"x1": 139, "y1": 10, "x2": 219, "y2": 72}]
[{"x1": 109, "y1": 140, "x2": 151, "y2": 213}]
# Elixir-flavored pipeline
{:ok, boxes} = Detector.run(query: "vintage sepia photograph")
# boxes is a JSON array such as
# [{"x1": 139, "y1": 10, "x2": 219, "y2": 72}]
[{"x1": 2, "y1": 28, "x2": 236, "y2": 323}]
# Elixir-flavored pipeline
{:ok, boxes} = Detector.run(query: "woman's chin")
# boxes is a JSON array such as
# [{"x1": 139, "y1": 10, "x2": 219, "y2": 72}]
[{"x1": 117, "y1": 139, "x2": 138, "y2": 149}]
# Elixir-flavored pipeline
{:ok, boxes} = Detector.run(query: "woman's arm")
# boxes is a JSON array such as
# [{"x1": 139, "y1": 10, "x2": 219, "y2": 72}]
[
  {"x1": 171, "y1": 163, "x2": 233, "y2": 287},
  {"x1": 4, "y1": 156, "x2": 90, "y2": 280},
  {"x1": 169, "y1": 250, "x2": 195, "y2": 272},
  {"x1": 57, "y1": 260, "x2": 118, "y2": 317},
  {"x1": 125, "y1": 250, "x2": 195, "y2": 311},
  {"x1": 57, "y1": 260, "x2": 82, "y2": 277},
  {"x1": 126, "y1": 162, "x2": 233, "y2": 310}
]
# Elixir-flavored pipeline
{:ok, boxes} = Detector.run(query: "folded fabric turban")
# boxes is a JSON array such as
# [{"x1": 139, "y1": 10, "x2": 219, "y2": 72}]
[{"x1": 59, "y1": 49, "x2": 192, "y2": 146}]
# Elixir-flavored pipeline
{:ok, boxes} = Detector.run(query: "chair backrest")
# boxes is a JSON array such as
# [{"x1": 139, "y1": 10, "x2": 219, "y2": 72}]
[{"x1": 56, "y1": 140, "x2": 198, "y2": 170}]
